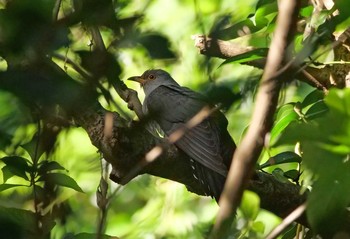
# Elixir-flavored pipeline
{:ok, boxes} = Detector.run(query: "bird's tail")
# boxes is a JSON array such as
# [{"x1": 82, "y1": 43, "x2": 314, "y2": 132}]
[{"x1": 190, "y1": 159, "x2": 226, "y2": 202}]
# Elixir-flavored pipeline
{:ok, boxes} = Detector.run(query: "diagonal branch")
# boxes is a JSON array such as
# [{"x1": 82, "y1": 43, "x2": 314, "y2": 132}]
[{"x1": 211, "y1": 0, "x2": 301, "y2": 237}]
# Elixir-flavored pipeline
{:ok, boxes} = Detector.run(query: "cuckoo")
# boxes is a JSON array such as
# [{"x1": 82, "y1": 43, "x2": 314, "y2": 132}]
[{"x1": 128, "y1": 69, "x2": 236, "y2": 201}]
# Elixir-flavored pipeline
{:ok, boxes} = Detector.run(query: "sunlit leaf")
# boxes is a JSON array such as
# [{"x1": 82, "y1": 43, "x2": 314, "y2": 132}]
[{"x1": 240, "y1": 191, "x2": 260, "y2": 220}]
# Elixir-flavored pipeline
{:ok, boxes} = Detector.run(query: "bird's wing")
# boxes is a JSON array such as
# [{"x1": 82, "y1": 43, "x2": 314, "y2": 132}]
[{"x1": 145, "y1": 85, "x2": 228, "y2": 176}]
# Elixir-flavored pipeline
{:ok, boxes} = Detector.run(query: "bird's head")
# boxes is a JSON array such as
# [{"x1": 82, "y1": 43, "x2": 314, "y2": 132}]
[{"x1": 128, "y1": 69, "x2": 179, "y2": 96}]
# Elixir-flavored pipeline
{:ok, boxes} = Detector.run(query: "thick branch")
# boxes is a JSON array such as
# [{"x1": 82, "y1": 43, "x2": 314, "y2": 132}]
[
  {"x1": 72, "y1": 103, "x2": 308, "y2": 226},
  {"x1": 193, "y1": 31, "x2": 350, "y2": 91}
]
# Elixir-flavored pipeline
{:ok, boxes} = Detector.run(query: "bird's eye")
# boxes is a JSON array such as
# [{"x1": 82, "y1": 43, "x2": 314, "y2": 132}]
[{"x1": 148, "y1": 74, "x2": 155, "y2": 80}]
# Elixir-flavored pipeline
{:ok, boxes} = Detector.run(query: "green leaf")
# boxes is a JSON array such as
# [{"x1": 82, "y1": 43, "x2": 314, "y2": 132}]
[
  {"x1": 283, "y1": 169, "x2": 300, "y2": 181},
  {"x1": 220, "y1": 48, "x2": 268, "y2": 66},
  {"x1": 2, "y1": 165, "x2": 14, "y2": 182},
  {"x1": 21, "y1": 137, "x2": 44, "y2": 161},
  {"x1": 0, "y1": 156, "x2": 30, "y2": 181},
  {"x1": 240, "y1": 190, "x2": 260, "y2": 220},
  {"x1": 260, "y1": 152, "x2": 301, "y2": 169},
  {"x1": 251, "y1": 221, "x2": 265, "y2": 234},
  {"x1": 38, "y1": 173, "x2": 84, "y2": 193},
  {"x1": 270, "y1": 103, "x2": 299, "y2": 144},
  {"x1": 38, "y1": 160, "x2": 66, "y2": 175},
  {"x1": 281, "y1": 224, "x2": 297, "y2": 239},
  {"x1": 306, "y1": 145, "x2": 350, "y2": 236},
  {"x1": 0, "y1": 183, "x2": 25, "y2": 192},
  {"x1": 300, "y1": 6, "x2": 314, "y2": 17},
  {"x1": 304, "y1": 100, "x2": 328, "y2": 120},
  {"x1": 301, "y1": 90, "x2": 324, "y2": 108}
]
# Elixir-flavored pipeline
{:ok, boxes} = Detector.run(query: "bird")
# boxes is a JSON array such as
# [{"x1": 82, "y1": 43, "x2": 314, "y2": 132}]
[{"x1": 128, "y1": 69, "x2": 236, "y2": 201}]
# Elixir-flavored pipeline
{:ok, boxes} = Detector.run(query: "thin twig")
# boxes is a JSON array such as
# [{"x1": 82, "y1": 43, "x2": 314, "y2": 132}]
[
  {"x1": 89, "y1": 26, "x2": 144, "y2": 119},
  {"x1": 266, "y1": 203, "x2": 307, "y2": 239}
]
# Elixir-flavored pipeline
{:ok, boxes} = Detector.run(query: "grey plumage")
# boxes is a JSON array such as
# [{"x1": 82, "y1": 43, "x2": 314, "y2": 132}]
[{"x1": 128, "y1": 69, "x2": 236, "y2": 201}]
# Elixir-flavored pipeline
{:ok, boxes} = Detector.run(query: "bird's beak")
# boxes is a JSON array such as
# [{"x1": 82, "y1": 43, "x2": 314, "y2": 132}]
[{"x1": 127, "y1": 76, "x2": 146, "y2": 86}]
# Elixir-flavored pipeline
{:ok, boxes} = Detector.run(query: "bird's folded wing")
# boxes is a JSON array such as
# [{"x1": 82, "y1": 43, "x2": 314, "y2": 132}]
[
  {"x1": 173, "y1": 121, "x2": 228, "y2": 177},
  {"x1": 145, "y1": 85, "x2": 228, "y2": 176}
]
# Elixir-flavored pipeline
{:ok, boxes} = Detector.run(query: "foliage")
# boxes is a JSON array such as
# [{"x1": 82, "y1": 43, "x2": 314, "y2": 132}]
[{"x1": 0, "y1": 0, "x2": 349, "y2": 238}]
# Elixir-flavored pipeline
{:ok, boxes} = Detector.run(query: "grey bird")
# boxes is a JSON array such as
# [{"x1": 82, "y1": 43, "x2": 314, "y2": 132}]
[{"x1": 128, "y1": 69, "x2": 236, "y2": 201}]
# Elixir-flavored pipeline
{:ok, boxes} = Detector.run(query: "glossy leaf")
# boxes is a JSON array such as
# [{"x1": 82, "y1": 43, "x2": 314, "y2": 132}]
[
  {"x1": 259, "y1": 152, "x2": 301, "y2": 169},
  {"x1": 38, "y1": 173, "x2": 84, "y2": 193}
]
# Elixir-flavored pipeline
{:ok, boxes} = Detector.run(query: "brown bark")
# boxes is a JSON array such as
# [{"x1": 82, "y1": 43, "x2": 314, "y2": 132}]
[{"x1": 72, "y1": 103, "x2": 308, "y2": 226}]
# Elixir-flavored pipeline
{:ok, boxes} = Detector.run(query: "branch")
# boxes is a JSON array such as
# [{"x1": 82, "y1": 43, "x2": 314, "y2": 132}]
[
  {"x1": 71, "y1": 102, "x2": 308, "y2": 226},
  {"x1": 193, "y1": 30, "x2": 350, "y2": 92},
  {"x1": 212, "y1": 1, "x2": 301, "y2": 237},
  {"x1": 90, "y1": 26, "x2": 144, "y2": 119}
]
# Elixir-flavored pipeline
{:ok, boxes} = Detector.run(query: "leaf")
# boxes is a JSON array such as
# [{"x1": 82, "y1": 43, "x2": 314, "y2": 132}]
[
  {"x1": 21, "y1": 137, "x2": 45, "y2": 161},
  {"x1": 240, "y1": 191, "x2": 260, "y2": 220},
  {"x1": 281, "y1": 224, "x2": 297, "y2": 239},
  {"x1": 38, "y1": 173, "x2": 84, "y2": 193},
  {"x1": 304, "y1": 100, "x2": 328, "y2": 120},
  {"x1": 38, "y1": 160, "x2": 66, "y2": 175},
  {"x1": 2, "y1": 165, "x2": 14, "y2": 182},
  {"x1": 283, "y1": 169, "x2": 300, "y2": 181},
  {"x1": 0, "y1": 183, "x2": 25, "y2": 192},
  {"x1": 220, "y1": 48, "x2": 268, "y2": 66},
  {"x1": 138, "y1": 34, "x2": 176, "y2": 59},
  {"x1": 306, "y1": 145, "x2": 350, "y2": 237},
  {"x1": 270, "y1": 103, "x2": 299, "y2": 144},
  {"x1": 301, "y1": 89, "x2": 325, "y2": 108},
  {"x1": 260, "y1": 152, "x2": 301, "y2": 169},
  {"x1": 0, "y1": 156, "x2": 30, "y2": 181}
]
